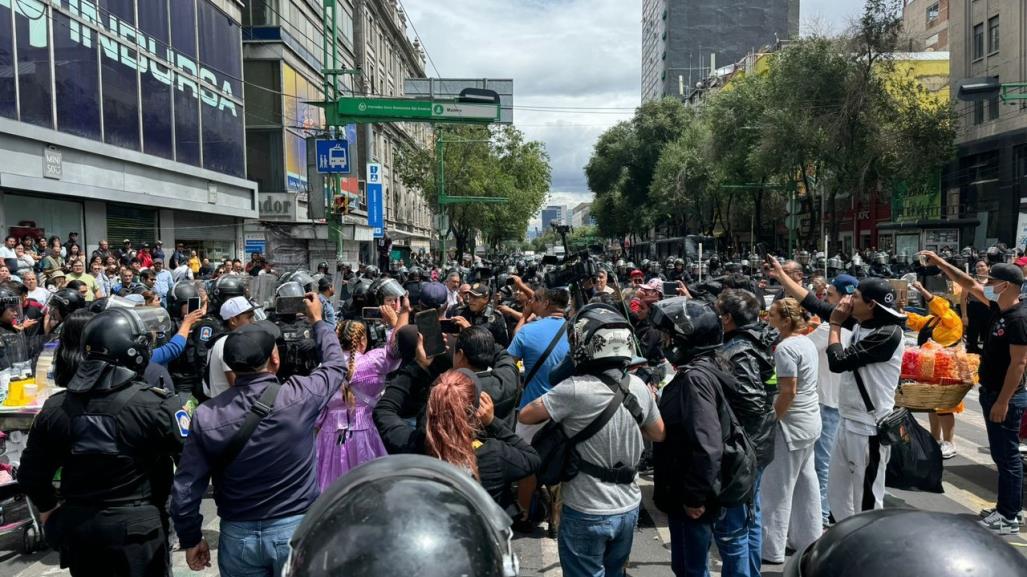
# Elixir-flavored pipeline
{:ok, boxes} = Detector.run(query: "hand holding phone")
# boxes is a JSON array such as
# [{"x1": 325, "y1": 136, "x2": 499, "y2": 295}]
[
  {"x1": 415, "y1": 310, "x2": 446, "y2": 358},
  {"x1": 187, "y1": 297, "x2": 202, "y2": 314},
  {"x1": 361, "y1": 307, "x2": 383, "y2": 320}
]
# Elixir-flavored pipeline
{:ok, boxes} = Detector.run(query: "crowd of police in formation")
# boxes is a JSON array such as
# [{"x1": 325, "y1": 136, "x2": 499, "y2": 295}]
[{"x1": 5, "y1": 232, "x2": 1027, "y2": 577}]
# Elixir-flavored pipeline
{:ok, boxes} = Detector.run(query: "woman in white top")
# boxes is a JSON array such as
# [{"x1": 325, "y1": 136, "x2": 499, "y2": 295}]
[{"x1": 760, "y1": 298, "x2": 822, "y2": 564}]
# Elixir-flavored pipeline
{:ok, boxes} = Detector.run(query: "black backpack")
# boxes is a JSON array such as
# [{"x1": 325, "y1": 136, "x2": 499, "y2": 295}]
[
  {"x1": 693, "y1": 362, "x2": 758, "y2": 507},
  {"x1": 531, "y1": 373, "x2": 644, "y2": 487}
]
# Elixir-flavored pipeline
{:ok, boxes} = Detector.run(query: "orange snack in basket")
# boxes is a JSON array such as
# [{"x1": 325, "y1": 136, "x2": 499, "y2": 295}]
[
  {"x1": 919, "y1": 351, "x2": 937, "y2": 383},
  {"x1": 901, "y1": 348, "x2": 921, "y2": 381}
]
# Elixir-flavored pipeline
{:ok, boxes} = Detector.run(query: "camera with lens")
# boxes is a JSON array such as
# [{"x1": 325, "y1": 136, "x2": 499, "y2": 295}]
[{"x1": 543, "y1": 252, "x2": 598, "y2": 288}]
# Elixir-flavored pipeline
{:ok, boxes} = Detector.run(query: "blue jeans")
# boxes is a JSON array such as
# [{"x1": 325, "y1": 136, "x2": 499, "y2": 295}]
[
  {"x1": 815, "y1": 405, "x2": 841, "y2": 523},
  {"x1": 668, "y1": 504, "x2": 751, "y2": 577},
  {"x1": 218, "y1": 514, "x2": 304, "y2": 577},
  {"x1": 979, "y1": 388, "x2": 1027, "y2": 519},
  {"x1": 558, "y1": 505, "x2": 639, "y2": 577},
  {"x1": 748, "y1": 471, "x2": 762, "y2": 577}
]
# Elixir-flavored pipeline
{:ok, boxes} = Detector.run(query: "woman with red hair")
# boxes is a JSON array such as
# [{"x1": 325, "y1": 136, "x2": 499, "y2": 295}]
[{"x1": 425, "y1": 369, "x2": 540, "y2": 512}]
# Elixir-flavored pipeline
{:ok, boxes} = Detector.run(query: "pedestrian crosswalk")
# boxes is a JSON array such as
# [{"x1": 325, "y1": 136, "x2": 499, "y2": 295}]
[{"x1": 3, "y1": 387, "x2": 1026, "y2": 577}]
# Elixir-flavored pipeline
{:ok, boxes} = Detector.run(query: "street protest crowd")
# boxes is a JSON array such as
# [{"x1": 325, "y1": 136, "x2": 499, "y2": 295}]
[{"x1": 1, "y1": 234, "x2": 1027, "y2": 577}]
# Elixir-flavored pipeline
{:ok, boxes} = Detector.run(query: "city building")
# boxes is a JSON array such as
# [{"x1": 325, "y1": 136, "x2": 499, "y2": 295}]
[
  {"x1": 946, "y1": 0, "x2": 1027, "y2": 249},
  {"x1": 570, "y1": 202, "x2": 595, "y2": 228},
  {"x1": 902, "y1": 0, "x2": 950, "y2": 51},
  {"x1": 0, "y1": 0, "x2": 257, "y2": 261},
  {"x1": 540, "y1": 205, "x2": 566, "y2": 231},
  {"x1": 240, "y1": 0, "x2": 360, "y2": 269},
  {"x1": 241, "y1": 0, "x2": 434, "y2": 270},
  {"x1": 641, "y1": 0, "x2": 799, "y2": 102},
  {"x1": 353, "y1": 0, "x2": 434, "y2": 263}
]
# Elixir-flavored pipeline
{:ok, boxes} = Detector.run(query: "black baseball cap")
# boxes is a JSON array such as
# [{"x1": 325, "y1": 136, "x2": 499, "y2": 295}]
[
  {"x1": 857, "y1": 278, "x2": 905, "y2": 320},
  {"x1": 223, "y1": 320, "x2": 282, "y2": 373},
  {"x1": 987, "y1": 263, "x2": 1025, "y2": 286},
  {"x1": 467, "y1": 282, "x2": 491, "y2": 298}
]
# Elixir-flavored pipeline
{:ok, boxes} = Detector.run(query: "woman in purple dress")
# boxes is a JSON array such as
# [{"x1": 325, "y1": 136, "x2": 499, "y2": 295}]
[{"x1": 316, "y1": 317, "x2": 402, "y2": 491}]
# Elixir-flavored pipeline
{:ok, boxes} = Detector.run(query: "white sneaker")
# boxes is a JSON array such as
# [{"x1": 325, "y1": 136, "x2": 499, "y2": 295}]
[
  {"x1": 940, "y1": 441, "x2": 957, "y2": 460},
  {"x1": 979, "y1": 511, "x2": 1021, "y2": 535},
  {"x1": 979, "y1": 508, "x2": 1025, "y2": 524}
]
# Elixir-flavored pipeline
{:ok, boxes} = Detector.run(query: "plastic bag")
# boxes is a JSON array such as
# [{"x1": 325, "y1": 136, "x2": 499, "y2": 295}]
[{"x1": 885, "y1": 411, "x2": 944, "y2": 493}]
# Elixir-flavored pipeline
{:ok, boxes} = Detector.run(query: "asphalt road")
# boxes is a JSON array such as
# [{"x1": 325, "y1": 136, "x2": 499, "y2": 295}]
[{"x1": 3, "y1": 388, "x2": 1026, "y2": 577}]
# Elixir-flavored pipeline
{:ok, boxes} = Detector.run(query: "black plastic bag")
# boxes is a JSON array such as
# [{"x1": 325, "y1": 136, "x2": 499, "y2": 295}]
[{"x1": 885, "y1": 411, "x2": 944, "y2": 493}]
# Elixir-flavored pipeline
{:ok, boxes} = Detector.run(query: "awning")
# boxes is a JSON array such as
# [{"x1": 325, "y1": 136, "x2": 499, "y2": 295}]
[{"x1": 877, "y1": 218, "x2": 980, "y2": 231}]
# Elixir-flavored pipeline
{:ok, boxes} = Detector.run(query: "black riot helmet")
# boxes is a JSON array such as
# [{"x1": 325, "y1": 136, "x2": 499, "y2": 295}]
[
  {"x1": 67, "y1": 307, "x2": 171, "y2": 392},
  {"x1": 784, "y1": 509, "x2": 1027, "y2": 577},
  {"x1": 649, "y1": 297, "x2": 723, "y2": 366},
  {"x1": 213, "y1": 275, "x2": 249, "y2": 310},
  {"x1": 169, "y1": 281, "x2": 199, "y2": 319},
  {"x1": 289, "y1": 271, "x2": 317, "y2": 294},
  {"x1": 368, "y1": 277, "x2": 405, "y2": 307},
  {"x1": 362, "y1": 265, "x2": 380, "y2": 279},
  {"x1": 568, "y1": 303, "x2": 636, "y2": 370},
  {"x1": 49, "y1": 288, "x2": 87, "y2": 322},
  {"x1": 317, "y1": 261, "x2": 329, "y2": 274},
  {"x1": 275, "y1": 281, "x2": 307, "y2": 316},
  {"x1": 285, "y1": 455, "x2": 518, "y2": 577},
  {"x1": 407, "y1": 266, "x2": 423, "y2": 282}
]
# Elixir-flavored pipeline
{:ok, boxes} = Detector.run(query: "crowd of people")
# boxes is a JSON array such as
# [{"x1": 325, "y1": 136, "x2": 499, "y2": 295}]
[{"x1": 5, "y1": 239, "x2": 1027, "y2": 577}]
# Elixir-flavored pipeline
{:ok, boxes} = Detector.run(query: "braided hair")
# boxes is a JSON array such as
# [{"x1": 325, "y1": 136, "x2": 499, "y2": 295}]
[{"x1": 338, "y1": 320, "x2": 367, "y2": 406}]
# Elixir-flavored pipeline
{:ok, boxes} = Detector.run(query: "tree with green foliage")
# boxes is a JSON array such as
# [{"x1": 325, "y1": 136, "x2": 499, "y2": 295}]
[{"x1": 395, "y1": 124, "x2": 551, "y2": 261}]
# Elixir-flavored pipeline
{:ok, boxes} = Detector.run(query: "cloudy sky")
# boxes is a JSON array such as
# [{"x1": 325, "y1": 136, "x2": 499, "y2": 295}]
[{"x1": 401, "y1": 0, "x2": 868, "y2": 225}]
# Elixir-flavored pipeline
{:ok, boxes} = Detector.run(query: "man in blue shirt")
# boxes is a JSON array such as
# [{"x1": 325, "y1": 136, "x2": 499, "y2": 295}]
[
  {"x1": 152, "y1": 259, "x2": 175, "y2": 305},
  {"x1": 506, "y1": 285, "x2": 570, "y2": 531}
]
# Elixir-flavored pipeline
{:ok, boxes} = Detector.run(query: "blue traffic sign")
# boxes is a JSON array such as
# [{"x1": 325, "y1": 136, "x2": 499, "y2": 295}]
[{"x1": 316, "y1": 139, "x2": 350, "y2": 174}]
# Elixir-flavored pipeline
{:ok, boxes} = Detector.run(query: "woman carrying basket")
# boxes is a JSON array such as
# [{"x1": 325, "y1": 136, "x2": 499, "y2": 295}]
[{"x1": 905, "y1": 281, "x2": 964, "y2": 460}]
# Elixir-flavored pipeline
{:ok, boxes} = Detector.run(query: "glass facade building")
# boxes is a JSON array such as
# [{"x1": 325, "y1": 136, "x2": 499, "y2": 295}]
[{"x1": 0, "y1": 0, "x2": 245, "y2": 178}]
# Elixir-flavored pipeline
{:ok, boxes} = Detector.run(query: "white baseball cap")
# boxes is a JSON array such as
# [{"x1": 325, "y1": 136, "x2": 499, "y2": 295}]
[{"x1": 220, "y1": 296, "x2": 255, "y2": 321}]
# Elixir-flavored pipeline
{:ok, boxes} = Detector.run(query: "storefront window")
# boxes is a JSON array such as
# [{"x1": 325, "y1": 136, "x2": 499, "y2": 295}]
[
  {"x1": 101, "y1": 45, "x2": 140, "y2": 150},
  {"x1": 15, "y1": 0, "x2": 52, "y2": 128},
  {"x1": 285, "y1": 130, "x2": 307, "y2": 192},
  {"x1": 54, "y1": 13, "x2": 101, "y2": 140},
  {"x1": 139, "y1": 0, "x2": 174, "y2": 160},
  {"x1": 5, "y1": 194, "x2": 84, "y2": 243},
  {"x1": 202, "y1": 100, "x2": 246, "y2": 177},
  {"x1": 0, "y1": 4, "x2": 16, "y2": 119},
  {"x1": 171, "y1": 0, "x2": 197, "y2": 58},
  {"x1": 0, "y1": 0, "x2": 244, "y2": 176}
]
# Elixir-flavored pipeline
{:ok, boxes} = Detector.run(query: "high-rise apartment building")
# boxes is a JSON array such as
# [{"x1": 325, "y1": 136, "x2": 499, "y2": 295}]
[
  {"x1": 902, "y1": 0, "x2": 950, "y2": 51},
  {"x1": 642, "y1": 0, "x2": 800, "y2": 102},
  {"x1": 946, "y1": 0, "x2": 1027, "y2": 247}
]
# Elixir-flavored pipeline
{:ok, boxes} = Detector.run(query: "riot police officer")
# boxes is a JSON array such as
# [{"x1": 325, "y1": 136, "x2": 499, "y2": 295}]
[
  {"x1": 448, "y1": 282, "x2": 509, "y2": 347},
  {"x1": 167, "y1": 281, "x2": 217, "y2": 401},
  {"x1": 46, "y1": 287, "x2": 87, "y2": 336},
  {"x1": 270, "y1": 281, "x2": 319, "y2": 378},
  {"x1": 18, "y1": 307, "x2": 186, "y2": 577}
]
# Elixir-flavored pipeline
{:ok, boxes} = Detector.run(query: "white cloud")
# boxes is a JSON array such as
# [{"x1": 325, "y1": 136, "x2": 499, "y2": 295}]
[{"x1": 400, "y1": 0, "x2": 868, "y2": 224}]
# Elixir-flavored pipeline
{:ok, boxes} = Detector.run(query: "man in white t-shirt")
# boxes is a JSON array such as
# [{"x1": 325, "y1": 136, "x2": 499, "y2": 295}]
[
  {"x1": 204, "y1": 296, "x2": 256, "y2": 398},
  {"x1": 23, "y1": 271, "x2": 50, "y2": 305}
]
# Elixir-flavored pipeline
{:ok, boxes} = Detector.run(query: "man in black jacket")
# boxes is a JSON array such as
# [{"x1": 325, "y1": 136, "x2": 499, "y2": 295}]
[
  {"x1": 716, "y1": 288, "x2": 776, "y2": 576},
  {"x1": 453, "y1": 326, "x2": 520, "y2": 427},
  {"x1": 650, "y1": 297, "x2": 755, "y2": 577}
]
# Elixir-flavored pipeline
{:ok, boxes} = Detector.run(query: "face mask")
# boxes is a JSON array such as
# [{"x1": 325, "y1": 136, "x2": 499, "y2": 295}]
[{"x1": 984, "y1": 285, "x2": 1002, "y2": 302}]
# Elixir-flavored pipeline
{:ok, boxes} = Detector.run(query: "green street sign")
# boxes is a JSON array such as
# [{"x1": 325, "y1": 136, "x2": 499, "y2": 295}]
[{"x1": 334, "y1": 97, "x2": 499, "y2": 123}]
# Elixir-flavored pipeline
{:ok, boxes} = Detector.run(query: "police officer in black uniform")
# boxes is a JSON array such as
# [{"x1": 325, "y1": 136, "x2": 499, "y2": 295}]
[
  {"x1": 18, "y1": 307, "x2": 186, "y2": 577},
  {"x1": 448, "y1": 281, "x2": 510, "y2": 347}
]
